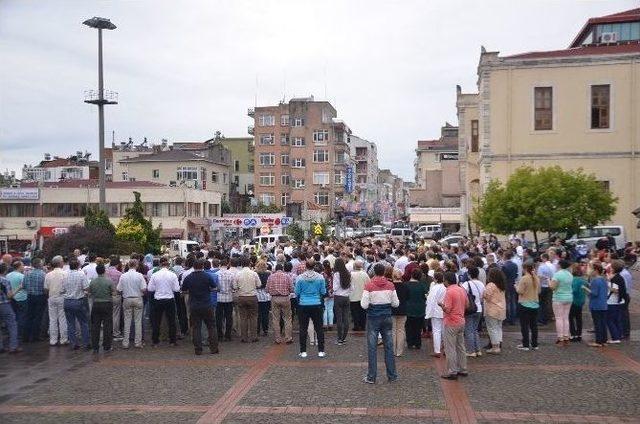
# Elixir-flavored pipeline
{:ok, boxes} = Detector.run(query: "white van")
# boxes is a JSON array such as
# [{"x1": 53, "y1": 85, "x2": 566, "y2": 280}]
[
  {"x1": 566, "y1": 226, "x2": 626, "y2": 250},
  {"x1": 251, "y1": 234, "x2": 290, "y2": 249},
  {"x1": 169, "y1": 239, "x2": 200, "y2": 258},
  {"x1": 414, "y1": 224, "x2": 442, "y2": 240},
  {"x1": 389, "y1": 228, "x2": 414, "y2": 242}
]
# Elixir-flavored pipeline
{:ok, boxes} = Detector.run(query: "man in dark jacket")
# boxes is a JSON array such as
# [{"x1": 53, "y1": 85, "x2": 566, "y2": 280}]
[{"x1": 501, "y1": 251, "x2": 519, "y2": 325}]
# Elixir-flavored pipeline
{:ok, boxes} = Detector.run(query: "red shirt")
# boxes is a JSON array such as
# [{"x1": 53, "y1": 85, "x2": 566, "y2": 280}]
[{"x1": 442, "y1": 284, "x2": 467, "y2": 327}]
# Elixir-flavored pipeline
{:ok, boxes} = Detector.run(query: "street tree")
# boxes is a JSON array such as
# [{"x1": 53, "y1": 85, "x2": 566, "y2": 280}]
[
  {"x1": 115, "y1": 191, "x2": 162, "y2": 254},
  {"x1": 473, "y1": 166, "x2": 617, "y2": 247}
]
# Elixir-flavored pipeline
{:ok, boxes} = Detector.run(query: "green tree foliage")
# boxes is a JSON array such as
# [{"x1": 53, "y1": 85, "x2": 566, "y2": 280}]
[
  {"x1": 286, "y1": 222, "x2": 305, "y2": 244},
  {"x1": 249, "y1": 202, "x2": 283, "y2": 213},
  {"x1": 42, "y1": 225, "x2": 114, "y2": 261},
  {"x1": 473, "y1": 166, "x2": 617, "y2": 246},
  {"x1": 115, "y1": 191, "x2": 162, "y2": 254},
  {"x1": 84, "y1": 207, "x2": 115, "y2": 235}
]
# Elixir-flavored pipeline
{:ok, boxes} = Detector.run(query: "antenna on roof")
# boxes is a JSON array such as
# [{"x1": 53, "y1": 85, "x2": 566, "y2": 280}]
[
  {"x1": 282, "y1": 69, "x2": 287, "y2": 104},
  {"x1": 254, "y1": 74, "x2": 258, "y2": 108}
]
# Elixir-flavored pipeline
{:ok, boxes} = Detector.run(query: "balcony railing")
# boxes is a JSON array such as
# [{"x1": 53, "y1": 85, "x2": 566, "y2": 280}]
[
  {"x1": 247, "y1": 108, "x2": 255, "y2": 117},
  {"x1": 248, "y1": 126, "x2": 254, "y2": 135},
  {"x1": 83, "y1": 89, "x2": 118, "y2": 105}
]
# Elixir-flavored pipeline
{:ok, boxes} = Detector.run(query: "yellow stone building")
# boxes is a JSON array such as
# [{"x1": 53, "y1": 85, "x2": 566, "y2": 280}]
[{"x1": 458, "y1": 8, "x2": 640, "y2": 241}]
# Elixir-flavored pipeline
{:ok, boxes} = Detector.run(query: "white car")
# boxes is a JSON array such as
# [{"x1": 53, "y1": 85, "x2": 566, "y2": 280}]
[
  {"x1": 439, "y1": 234, "x2": 465, "y2": 247},
  {"x1": 414, "y1": 224, "x2": 442, "y2": 240}
]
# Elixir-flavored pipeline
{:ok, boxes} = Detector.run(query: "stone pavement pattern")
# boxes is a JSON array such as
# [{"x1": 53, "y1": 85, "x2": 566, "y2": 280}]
[{"x1": 1, "y1": 322, "x2": 639, "y2": 424}]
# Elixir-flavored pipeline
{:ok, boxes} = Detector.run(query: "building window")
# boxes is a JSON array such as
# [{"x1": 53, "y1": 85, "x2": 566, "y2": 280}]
[
  {"x1": 335, "y1": 152, "x2": 347, "y2": 164},
  {"x1": 334, "y1": 171, "x2": 344, "y2": 185},
  {"x1": 313, "y1": 172, "x2": 330, "y2": 185},
  {"x1": 470, "y1": 120, "x2": 479, "y2": 152},
  {"x1": 281, "y1": 174, "x2": 290, "y2": 186},
  {"x1": 177, "y1": 166, "x2": 198, "y2": 180},
  {"x1": 534, "y1": 87, "x2": 553, "y2": 131},
  {"x1": 293, "y1": 117, "x2": 305, "y2": 127},
  {"x1": 168, "y1": 202, "x2": 185, "y2": 216},
  {"x1": 281, "y1": 192, "x2": 290, "y2": 206},
  {"x1": 259, "y1": 172, "x2": 275, "y2": 186},
  {"x1": 223, "y1": 173, "x2": 227, "y2": 184},
  {"x1": 187, "y1": 202, "x2": 201, "y2": 217},
  {"x1": 259, "y1": 134, "x2": 274, "y2": 145},
  {"x1": 313, "y1": 149, "x2": 329, "y2": 163},
  {"x1": 259, "y1": 153, "x2": 275, "y2": 166},
  {"x1": 313, "y1": 130, "x2": 329, "y2": 143},
  {"x1": 121, "y1": 171, "x2": 128, "y2": 181},
  {"x1": 314, "y1": 192, "x2": 329, "y2": 206},
  {"x1": 144, "y1": 202, "x2": 162, "y2": 217},
  {"x1": 234, "y1": 160, "x2": 240, "y2": 172},
  {"x1": 233, "y1": 175, "x2": 239, "y2": 185},
  {"x1": 293, "y1": 179, "x2": 305, "y2": 189},
  {"x1": 0, "y1": 203, "x2": 37, "y2": 217},
  {"x1": 280, "y1": 133, "x2": 290, "y2": 145},
  {"x1": 292, "y1": 158, "x2": 306, "y2": 168},
  {"x1": 211, "y1": 171, "x2": 219, "y2": 183},
  {"x1": 591, "y1": 84, "x2": 610, "y2": 129},
  {"x1": 258, "y1": 115, "x2": 275, "y2": 126},
  {"x1": 152, "y1": 169, "x2": 160, "y2": 179},
  {"x1": 260, "y1": 193, "x2": 275, "y2": 205},
  {"x1": 281, "y1": 153, "x2": 289, "y2": 165},
  {"x1": 292, "y1": 137, "x2": 305, "y2": 147},
  {"x1": 208, "y1": 204, "x2": 219, "y2": 217},
  {"x1": 597, "y1": 180, "x2": 610, "y2": 192},
  {"x1": 281, "y1": 115, "x2": 289, "y2": 126}
]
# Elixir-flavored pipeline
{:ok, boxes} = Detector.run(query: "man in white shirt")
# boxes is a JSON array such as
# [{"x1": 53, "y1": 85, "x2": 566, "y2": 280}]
[
  {"x1": 116, "y1": 260, "x2": 147, "y2": 349},
  {"x1": 350, "y1": 261, "x2": 370, "y2": 331},
  {"x1": 536, "y1": 253, "x2": 556, "y2": 325},
  {"x1": 44, "y1": 256, "x2": 68, "y2": 346},
  {"x1": 83, "y1": 254, "x2": 98, "y2": 281},
  {"x1": 394, "y1": 249, "x2": 409, "y2": 273},
  {"x1": 148, "y1": 257, "x2": 180, "y2": 347}
]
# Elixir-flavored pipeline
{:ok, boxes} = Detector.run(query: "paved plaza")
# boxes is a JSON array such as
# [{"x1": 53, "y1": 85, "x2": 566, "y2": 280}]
[{"x1": 1, "y1": 312, "x2": 639, "y2": 424}]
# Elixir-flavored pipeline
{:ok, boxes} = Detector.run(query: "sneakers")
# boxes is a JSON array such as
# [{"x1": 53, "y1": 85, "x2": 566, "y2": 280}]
[
  {"x1": 318, "y1": 351, "x2": 326, "y2": 358},
  {"x1": 486, "y1": 348, "x2": 501, "y2": 355},
  {"x1": 607, "y1": 340, "x2": 621, "y2": 344},
  {"x1": 466, "y1": 352, "x2": 477, "y2": 357},
  {"x1": 298, "y1": 352, "x2": 308, "y2": 358},
  {"x1": 516, "y1": 345, "x2": 530, "y2": 351},
  {"x1": 363, "y1": 377, "x2": 375, "y2": 384},
  {"x1": 440, "y1": 373, "x2": 458, "y2": 380},
  {"x1": 475, "y1": 351, "x2": 483, "y2": 357}
]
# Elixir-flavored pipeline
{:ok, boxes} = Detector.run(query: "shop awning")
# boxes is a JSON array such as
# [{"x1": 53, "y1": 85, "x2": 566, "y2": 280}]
[{"x1": 187, "y1": 219, "x2": 209, "y2": 227}]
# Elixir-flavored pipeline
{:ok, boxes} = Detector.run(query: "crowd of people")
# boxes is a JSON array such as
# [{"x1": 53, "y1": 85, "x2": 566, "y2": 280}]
[{"x1": 0, "y1": 233, "x2": 636, "y2": 383}]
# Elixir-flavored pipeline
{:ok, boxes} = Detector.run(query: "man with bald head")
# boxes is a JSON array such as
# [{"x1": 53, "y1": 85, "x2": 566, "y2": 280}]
[{"x1": 44, "y1": 256, "x2": 68, "y2": 345}]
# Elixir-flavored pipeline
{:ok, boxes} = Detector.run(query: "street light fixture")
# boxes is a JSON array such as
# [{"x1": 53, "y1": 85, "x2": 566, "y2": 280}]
[{"x1": 83, "y1": 16, "x2": 117, "y2": 213}]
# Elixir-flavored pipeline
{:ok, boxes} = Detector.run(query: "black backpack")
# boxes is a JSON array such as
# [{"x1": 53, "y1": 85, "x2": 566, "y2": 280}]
[{"x1": 464, "y1": 281, "x2": 478, "y2": 316}]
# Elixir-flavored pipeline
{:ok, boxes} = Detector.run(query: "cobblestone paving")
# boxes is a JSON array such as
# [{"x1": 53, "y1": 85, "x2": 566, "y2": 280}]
[{"x1": 1, "y1": 327, "x2": 639, "y2": 424}]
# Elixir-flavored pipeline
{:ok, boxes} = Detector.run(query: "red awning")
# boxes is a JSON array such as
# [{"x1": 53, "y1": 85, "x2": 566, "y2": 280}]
[
  {"x1": 187, "y1": 219, "x2": 208, "y2": 227},
  {"x1": 160, "y1": 228, "x2": 184, "y2": 239}
]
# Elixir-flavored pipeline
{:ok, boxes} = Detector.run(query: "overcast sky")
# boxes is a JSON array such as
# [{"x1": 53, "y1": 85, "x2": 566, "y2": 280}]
[{"x1": 1, "y1": 0, "x2": 636, "y2": 181}]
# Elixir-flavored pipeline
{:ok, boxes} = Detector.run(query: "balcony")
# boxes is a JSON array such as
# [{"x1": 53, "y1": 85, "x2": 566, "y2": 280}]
[
  {"x1": 248, "y1": 126, "x2": 254, "y2": 135},
  {"x1": 83, "y1": 89, "x2": 118, "y2": 105},
  {"x1": 354, "y1": 155, "x2": 367, "y2": 161},
  {"x1": 247, "y1": 108, "x2": 255, "y2": 117}
]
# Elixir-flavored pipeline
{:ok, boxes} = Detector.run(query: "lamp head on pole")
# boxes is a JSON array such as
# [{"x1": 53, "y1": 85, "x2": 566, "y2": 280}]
[{"x1": 83, "y1": 17, "x2": 116, "y2": 30}]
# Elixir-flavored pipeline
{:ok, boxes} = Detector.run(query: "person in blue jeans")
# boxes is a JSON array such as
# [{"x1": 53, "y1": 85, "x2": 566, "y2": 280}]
[
  {"x1": 585, "y1": 263, "x2": 608, "y2": 347},
  {"x1": 501, "y1": 251, "x2": 519, "y2": 325},
  {"x1": 606, "y1": 261, "x2": 628, "y2": 344},
  {"x1": 360, "y1": 263, "x2": 400, "y2": 384},
  {"x1": 0, "y1": 263, "x2": 21, "y2": 353},
  {"x1": 61, "y1": 259, "x2": 91, "y2": 350}
]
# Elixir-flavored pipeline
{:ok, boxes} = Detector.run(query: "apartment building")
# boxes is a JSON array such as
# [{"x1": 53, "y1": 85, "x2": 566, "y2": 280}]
[
  {"x1": 249, "y1": 96, "x2": 352, "y2": 216},
  {"x1": 378, "y1": 169, "x2": 408, "y2": 222},
  {"x1": 410, "y1": 123, "x2": 460, "y2": 208},
  {"x1": 350, "y1": 135, "x2": 379, "y2": 203},
  {"x1": 218, "y1": 137, "x2": 255, "y2": 195},
  {"x1": 22, "y1": 153, "x2": 98, "y2": 183},
  {"x1": 457, "y1": 7, "x2": 640, "y2": 239}
]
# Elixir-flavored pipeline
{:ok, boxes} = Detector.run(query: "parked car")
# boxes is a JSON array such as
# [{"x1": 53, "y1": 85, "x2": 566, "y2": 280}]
[
  {"x1": 389, "y1": 228, "x2": 414, "y2": 242},
  {"x1": 439, "y1": 234, "x2": 465, "y2": 247},
  {"x1": 169, "y1": 239, "x2": 200, "y2": 258},
  {"x1": 414, "y1": 224, "x2": 442, "y2": 240},
  {"x1": 566, "y1": 225, "x2": 626, "y2": 250}
]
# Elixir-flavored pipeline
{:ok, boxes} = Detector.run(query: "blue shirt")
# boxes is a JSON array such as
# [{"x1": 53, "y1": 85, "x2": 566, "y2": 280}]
[
  {"x1": 205, "y1": 269, "x2": 219, "y2": 307},
  {"x1": 295, "y1": 271, "x2": 326, "y2": 306},
  {"x1": 23, "y1": 269, "x2": 46, "y2": 296},
  {"x1": 589, "y1": 277, "x2": 608, "y2": 311},
  {"x1": 6, "y1": 271, "x2": 26, "y2": 302},
  {"x1": 0, "y1": 276, "x2": 11, "y2": 304}
]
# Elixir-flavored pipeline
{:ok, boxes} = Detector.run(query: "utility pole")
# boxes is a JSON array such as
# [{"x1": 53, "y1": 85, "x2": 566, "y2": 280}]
[{"x1": 83, "y1": 17, "x2": 117, "y2": 212}]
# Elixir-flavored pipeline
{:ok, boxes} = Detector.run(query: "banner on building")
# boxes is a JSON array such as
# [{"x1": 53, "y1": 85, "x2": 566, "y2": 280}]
[
  {"x1": 0, "y1": 188, "x2": 39, "y2": 200},
  {"x1": 211, "y1": 214, "x2": 293, "y2": 230},
  {"x1": 345, "y1": 165, "x2": 354, "y2": 194}
]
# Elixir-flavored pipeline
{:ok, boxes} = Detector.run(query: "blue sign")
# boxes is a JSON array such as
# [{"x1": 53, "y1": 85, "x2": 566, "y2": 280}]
[{"x1": 345, "y1": 165, "x2": 354, "y2": 194}]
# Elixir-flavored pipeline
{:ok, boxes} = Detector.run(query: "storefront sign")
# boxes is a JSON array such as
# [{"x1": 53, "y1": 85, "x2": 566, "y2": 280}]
[
  {"x1": 345, "y1": 165, "x2": 354, "y2": 194},
  {"x1": 0, "y1": 188, "x2": 39, "y2": 200}
]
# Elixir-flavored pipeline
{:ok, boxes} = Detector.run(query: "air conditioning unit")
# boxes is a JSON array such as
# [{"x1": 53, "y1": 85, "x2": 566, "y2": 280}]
[
  {"x1": 600, "y1": 32, "x2": 618, "y2": 43},
  {"x1": 169, "y1": 180, "x2": 177, "y2": 187},
  {"x1": 26, "y1": 220, "x2": 38, "y2": 229}
]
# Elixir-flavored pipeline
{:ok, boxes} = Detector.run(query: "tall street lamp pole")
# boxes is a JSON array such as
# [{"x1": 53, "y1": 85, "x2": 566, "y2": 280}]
[{"x1": 83, "y1": 17, "x2": 117, "y2": 212}]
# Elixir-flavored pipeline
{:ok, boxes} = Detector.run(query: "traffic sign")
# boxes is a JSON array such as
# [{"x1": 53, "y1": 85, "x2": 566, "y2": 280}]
[{"x1": 313, "y1": 223, "x2": 323, "y2": 236}]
